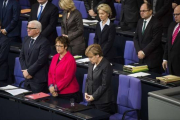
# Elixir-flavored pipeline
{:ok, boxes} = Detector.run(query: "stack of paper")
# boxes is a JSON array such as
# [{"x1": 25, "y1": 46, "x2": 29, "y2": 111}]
[
  {"x1": 76, "y1": 58, "x2": 89, "y2": 63},
  {"x1": 156, "y1": 75, "x2": 180, "y2": 84},
  {"x1": 74, "y1": 55, "x2": 82, "y2": 59},
  {"x1": 83, "y1": 19, "x2": 98, "y2": 26},
  {"x1": 0, "y1": 85, "x2": 31, "y2": 96},
  {"x1": 128, "y1": 72, "x2": 150, "y2": 77},
  {"x1": 123, "y1": 64, "x2": 149, "y2": 73}
]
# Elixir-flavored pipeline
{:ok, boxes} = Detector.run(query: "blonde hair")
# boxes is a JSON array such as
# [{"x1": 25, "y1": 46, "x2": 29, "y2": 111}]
[
  {"x1": 85, "y1": 44, "x2": 103, "y2": 57},
  {"x1": 97, "y1": 4, "x2": 112, "y2": 18},
  {"x1": 59, "y1": 0, "x2": 76, "y2": 11}
]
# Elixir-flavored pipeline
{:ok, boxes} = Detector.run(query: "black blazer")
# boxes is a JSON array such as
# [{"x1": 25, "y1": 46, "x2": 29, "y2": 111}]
[
  {"x1": 19, "y1": 34, "x2": 51, "y2": 83},
  {"x1": 94, "y1": 22, "x2": 116, "y2": 60},
  {"x1": 0, "y1": 33, "x2": 10, "y2": 80},
  {"x1": 163, "y1": 22, "x2": 180, "y2": 76},
  {"x1": 133, "y1": 16, "x2": 163, "y2": 68},
  {"x1": 120, "y1": 0, "x2": 143, "y2": 23},
  {"x1": 0, "y1": 0, "x2": 20, "y2": 37},
  {"x1": 85, "y1": 58, "x2": 113, "y2": 104},
  {"x1": 29, "y1": 2, "x2": 59, "y2": 45},
  {"x1": 148, "y1": 0, "x2": 173, "y2": 28},
  {"x1": 61, "y1": 9, "x2": 85, "y2": 55}
]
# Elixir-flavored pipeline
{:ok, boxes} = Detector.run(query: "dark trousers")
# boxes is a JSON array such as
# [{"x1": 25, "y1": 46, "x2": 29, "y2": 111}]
[
  {"x1": 149, "y1": 66, "x2": 162, "y2": 74},
  {"x1": 0, "y1": 80, "x2": 8, "y2": 87},
  {"x1": 24, "y1": 80, "x2": 48, "y2": 93},
  {"x1": 88, "y1": 102, "x2": 113, "y2": 114}
]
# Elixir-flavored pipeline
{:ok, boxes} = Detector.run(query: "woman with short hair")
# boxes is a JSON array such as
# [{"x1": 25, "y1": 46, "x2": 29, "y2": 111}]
[{"x1": 85, "y1": 44, "x2": 113, "y2": 113}]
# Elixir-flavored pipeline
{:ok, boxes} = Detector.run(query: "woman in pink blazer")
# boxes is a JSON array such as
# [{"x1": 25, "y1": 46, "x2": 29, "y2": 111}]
[{"x1": 48, "y1": 36, "x2": 81, "y2": 103}]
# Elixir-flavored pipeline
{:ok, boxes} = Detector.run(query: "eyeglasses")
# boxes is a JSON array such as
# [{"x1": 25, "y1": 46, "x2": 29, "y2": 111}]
[
  {"x1": 173, "y1": 13, "x2": 180, "y2": 16},
  {"x1": 139, "y1": 10, "x2": 150, "y2": 13},
  {"x1": 55, "y1": 45, "x2": 64, "y2": 48},
  {"x1": 27, "y1": 27, "x2": 37, "y2": 30}
]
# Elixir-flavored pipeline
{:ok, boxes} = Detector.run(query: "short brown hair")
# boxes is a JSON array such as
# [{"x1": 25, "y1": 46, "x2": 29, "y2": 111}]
[
  {"x1": 85, "y1": 44, "x2": 103, "y2": 57},
  {"x1": 55, "y1": 36, "x2": 70, "y2": 48},
  {"x1": 97, "y1": 4, "x2": 112, "y2": 18}
]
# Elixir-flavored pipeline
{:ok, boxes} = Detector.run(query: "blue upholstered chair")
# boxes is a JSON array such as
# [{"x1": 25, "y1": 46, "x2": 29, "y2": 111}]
[
  {"x1": 52, "y1": 0, "x2": 63, "y2": 14},
  {"x1": 124, "y1": 41, "x2": 139, "y2": 65},
  {"x1": 56, "y1": 26, "x2": 62, "y2": 36},
  {"x1": 114, "y1": 3, "x2": 122, "y2": 25},
  {"x1": 110, "y1": 75, "x2": 141, "y2": 120},
  {"x1": 74, "y1": 1, "x2": 88, "y2": 19},
  {"x1": 88, "y1": 33, "x2": 95, "y2": 46},
  {"x1": 13, "y1": 57, "x2": 25, "y2": 88},
  {"x1": 21, "y1": 21, "x2": 28, "y2": 42},
  {"x1": 19, "y1": 0, "x2": 30, "y2": 9},
  {"x1": 80, "y1": 74, "x2": 88, "y2": 106}
]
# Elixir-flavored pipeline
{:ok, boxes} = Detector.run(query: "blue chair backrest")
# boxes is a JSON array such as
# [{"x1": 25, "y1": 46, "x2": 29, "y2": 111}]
[
  {"x1": 114, "y1": 3, "x2": 122, "y2": 25},
  {"x1": 124, "y1": 41, "x2": 139, "y2": 65},
  {"x1": 21, "y1": 21, "x2": 28, "y2": 42},
  {"x1": 118, "y1": 75, "x2": 141, "y2": 118},
  {"x1": 80, "y1": 74, "x2": 88, "y2": 106},
  {"x1": 14, "y1": 57, "x2": 25, "y2": 87},
  {"x1": 56, "y1": 26, "x2": 62, "y2": 36},
  {"x1": 52, "y1": 0, "x2": 63, "y2": 14},
  {"x1": 19, "y1": 0, "x2": 30, "y2": 9},
  {"x1": 88, "y1": 33, "x2": 95, "y2": 46},
  {"x1": 74, "y1": 1, "x2": 88, "y2": 19}
]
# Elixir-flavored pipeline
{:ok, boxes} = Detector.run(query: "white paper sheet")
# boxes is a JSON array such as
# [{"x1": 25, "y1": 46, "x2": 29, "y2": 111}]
[
  {"x1": 0, "y1": 85, "x2": 18, "y2": 90},
  {"x1": 5, "y1": 89, "x2": 30, "y2": 96},
  {"x1": 128, "y1": 72, "x2": 151, "y2": 77},
  {"x1": 76, "y1": 58, "x2": 90, "y2": 63},
  {"x1": 83, "y1": 19, "x2": 98, "y2": 23}
]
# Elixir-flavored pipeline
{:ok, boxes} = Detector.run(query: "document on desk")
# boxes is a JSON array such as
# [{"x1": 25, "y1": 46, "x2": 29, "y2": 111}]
[
  {"x1": 76, "y1": 58, "x2": 89, "y2": 63},
  {"x1": 0, "y1": 85, "x2": 18, "y2": 90},
  {"x1": 83, "y1": 19, "x2": 98, "y2": 23},
  {"x1": 128, "y1": 72, "x2": 150, "y2": 77},
  {"x1": 5, "y1": 89, "x2": 30, "y2": 96},
  {"x1": 25, "y1": 92, "x2": 50, "y2": 100}
]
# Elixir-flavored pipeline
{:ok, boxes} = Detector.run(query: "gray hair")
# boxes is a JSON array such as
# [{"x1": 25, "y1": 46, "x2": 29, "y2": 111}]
[{"x1": 28, "y1": 20, "x2": 42, "y2": 32}]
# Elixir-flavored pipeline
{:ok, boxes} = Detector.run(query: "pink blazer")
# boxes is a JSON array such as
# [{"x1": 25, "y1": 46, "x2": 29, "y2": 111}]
[{"x1": 48, "y1": 52, "x2": 79, "y2": 94}]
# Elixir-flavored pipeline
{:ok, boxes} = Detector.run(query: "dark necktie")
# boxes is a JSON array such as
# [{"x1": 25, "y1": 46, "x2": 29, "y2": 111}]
[
  {"x1": 29, "y1": 39, "x2": 34, "y2": 48},
  {"x1": 142, "y1": 21, "x2": 147, "y2": 35},
  {"x1": 1, "y1": 0, "x2": 7, "y2": 19}
]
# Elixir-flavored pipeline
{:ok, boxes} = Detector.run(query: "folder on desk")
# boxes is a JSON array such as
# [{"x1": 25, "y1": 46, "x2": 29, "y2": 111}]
[
  {"x1": 25, "y1": 92, "x2": 50, "y2": 100},
  {"x1": 123, "y1": 63, "x2": 149, "y2": 73},
  {"x1": 156, "y1": 75, "x2": 180, "y2": 85},
  {"x1": 21, "y1": 9, "x2": 31, "y2": 14}
]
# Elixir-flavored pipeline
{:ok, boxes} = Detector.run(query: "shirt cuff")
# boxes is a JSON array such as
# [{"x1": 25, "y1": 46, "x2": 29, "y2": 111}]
[
  {"x1": 49, "y1": 84, "x2": 54, "y2": 89},
  {"x1": 141, "y1": 51, "x2": 145, "y2": 55},
  {"x1": 163, "y1": 60, "x2": 167, "y2": 62}
]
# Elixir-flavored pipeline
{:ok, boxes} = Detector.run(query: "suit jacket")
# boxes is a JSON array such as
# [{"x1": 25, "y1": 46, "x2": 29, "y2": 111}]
[
  {"x1": 19, "y1": 34, "x2": 51, "y2": 83},
  {"x1": 61, "y1": 9, "x2": 85, "y2": 55},
  {"x1": 133, "y1": 16, "x2": 163, "y2": 68},
  {"x1": 83, "y1": 0, "x2": 116, "y2": 19},
  {"x1": 163, "y1": 22, "x2": 180, "y2": 76},
  {"x1": 48, "y1": 52, "x2": 79, "y2": 94},
  {"x1": 29, "y1": 2, "x2": 59, "y2": 45},
  {"x1": 94, "y1": 22, "x2": 116, "y2": 60},
  {"x1": 0, "y1": 0, "x2": 20, "y2": 37},
  {"x1": 148, "y1": 0, "x2": 173, "y2": 28},
  {"x1": 173, "y1": 0, "x2": 180, "y2": 5},
  {"x1": 0, "y1": 33, "x2": 10, "y2": 80},
  {"x1": 85, "y1": 58, "x2": 113, "y2": 104},
  {"x1": 120, "y1": 0, "x2": 143, "y2": 23}
]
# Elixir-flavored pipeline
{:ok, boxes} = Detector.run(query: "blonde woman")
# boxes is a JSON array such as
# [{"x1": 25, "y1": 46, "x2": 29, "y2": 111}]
[
  {"x1": 59, "y1": 0, "x2": 85, "y2": 55},
  {"x1": 94, "y1": 4, "x2": 116, "y2": 62}
]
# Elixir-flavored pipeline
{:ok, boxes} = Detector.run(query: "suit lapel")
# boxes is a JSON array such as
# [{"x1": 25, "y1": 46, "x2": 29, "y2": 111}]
[
  {"x1": 28, "y1": 35, "x2": 41, "y2": 57},
  {"x1": 139, "y1": 19, "x2": 143, "y2": 42},
  {"x1": 101, "y1": 24, "x2": 109, "y2": 34},
  {"x1": 2, "y1": 0, "x2": 9, "y2": 19},
  {"x1": 142, "y1": 17, "x2": 153, "y2": 40}
]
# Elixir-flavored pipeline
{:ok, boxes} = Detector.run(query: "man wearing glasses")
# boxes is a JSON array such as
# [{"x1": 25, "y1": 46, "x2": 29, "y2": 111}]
[
  {"x1": 19, "y1": 20, "x2": 51, "y2": 93},
  {"x1": 133, "y1": 2, "x2": 163, "y2": 74},
  {"x1": 162, "y1": 5, "x2": 180, "y2": 76}
]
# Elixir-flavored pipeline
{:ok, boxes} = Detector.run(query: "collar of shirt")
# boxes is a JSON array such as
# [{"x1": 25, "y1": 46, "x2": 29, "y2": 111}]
[
  {"x1": 31, "y1": 34, "x2": 39, "y2": 41},
  {"x1": 142, "y1": 15, "x2": 152, "y2": 30},
  {"x1": 37, "y1": 1, "x2": 48, "y2": 17},
  {"x1": 3, "y1": 0, "x2": 8, "y2": 6},
  {"x1": 173, "y1": 23, "x2": 180, "y2": 35},
  {"x1": 100, "y1": 18, "x2": 110, "y2": 31}
]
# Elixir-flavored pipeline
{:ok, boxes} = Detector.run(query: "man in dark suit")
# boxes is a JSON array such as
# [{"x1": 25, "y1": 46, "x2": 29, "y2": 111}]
[
  {"x1": 147, "y1": 0, "x2": 173, "y2": 35},
  {"x1": 134, "y1": 3, "x2": 163, "y2": 74},
  {"x1": 0, "y1": 0, "x2": 20, "y2": 41},
  {"x1": 0, "y1": 20, "x2": 10, "y2": 86},
  {"x1": 162, "y1": 5, "x2": 180, "y2": 76},
  {"x1": 29, "y1": 0, "x2": 59, "y2": 45},
  {"x1": 115, "y1": 0, "x2": 143, "y2": 31},
  {"x1": 19, "y1": 20, "x2": 51, "y2": 93}
]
